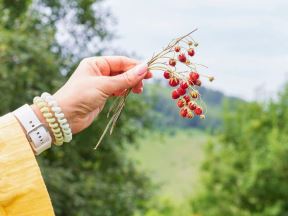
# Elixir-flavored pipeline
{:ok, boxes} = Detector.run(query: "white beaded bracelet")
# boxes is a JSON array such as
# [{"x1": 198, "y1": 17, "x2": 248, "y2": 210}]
[{"x1": 41, "y1": 92, "x2": 73, "y2": 143}]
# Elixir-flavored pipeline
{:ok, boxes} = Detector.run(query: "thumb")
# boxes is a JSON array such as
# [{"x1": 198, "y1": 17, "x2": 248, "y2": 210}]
[{"x1": 102, "y1": 63, "x2": 148, "y2": 95}]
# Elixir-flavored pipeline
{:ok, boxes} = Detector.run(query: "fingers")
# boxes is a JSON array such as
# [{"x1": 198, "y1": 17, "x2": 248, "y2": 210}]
[
  {"x1": 80, "y1": 56, "x2": 139, "y2": 76},
  {"x1": 99, "y1": 63, "x2": 148, "y2": 95},
  {"x1": 144, "y1": 71, "x2": 153, "y2": 79},
  {"x1": 132, "y1": 81, "x2": 143, "y2": 94},
  {"x1": 79, "y1": 56, "x2": 153, "y2": 80},
  {"x1": 131, "y1": 71, "x2": 152, "y2": 94}
]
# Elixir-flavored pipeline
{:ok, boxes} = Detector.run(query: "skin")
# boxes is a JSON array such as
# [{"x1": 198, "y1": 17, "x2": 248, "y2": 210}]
[{"x1": 32, "y1": 56, "x2": 153, "y2": 136}]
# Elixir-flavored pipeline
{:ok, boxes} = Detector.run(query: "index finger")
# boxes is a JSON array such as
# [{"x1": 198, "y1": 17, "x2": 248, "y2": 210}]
[{"x1": 95, "y1": 56, "x2": 140, "y2": 76}]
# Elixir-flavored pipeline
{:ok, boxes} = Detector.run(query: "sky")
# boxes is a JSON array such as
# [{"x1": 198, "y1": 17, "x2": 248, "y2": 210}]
[{"x1": 104, "y1": 0, "x2": 288, "y2": 100}]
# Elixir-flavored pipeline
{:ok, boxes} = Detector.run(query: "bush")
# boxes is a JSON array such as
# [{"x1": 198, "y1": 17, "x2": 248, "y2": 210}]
[{"x1": 191, "y1": 85, "x2": 288, "y2": 216}]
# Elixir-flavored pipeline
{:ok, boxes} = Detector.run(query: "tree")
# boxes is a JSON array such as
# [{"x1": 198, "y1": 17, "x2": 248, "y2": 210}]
[
  {"x1": 0, "y1": 1, "x2": 152, "y2": 215},
  {"x1": 191, "y1": 85, "x2": 288, "y2": 216}
]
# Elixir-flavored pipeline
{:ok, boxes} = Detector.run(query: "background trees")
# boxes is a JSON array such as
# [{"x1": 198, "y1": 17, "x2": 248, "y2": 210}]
[{"x1": 191, "y1": 86, "x2": 288, "y2": 216}]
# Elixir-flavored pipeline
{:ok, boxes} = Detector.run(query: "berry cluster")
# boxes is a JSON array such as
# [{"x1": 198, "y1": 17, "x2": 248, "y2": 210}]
[
  {"x1": 96, "y1": 29, "x2": 214, "y2": 149},
  {"x1": 148, "y1": 30, "x2": 214, "y2": 120},
  {"x1": 165, "y1": 71, "x2": 205, "y2": 119}
]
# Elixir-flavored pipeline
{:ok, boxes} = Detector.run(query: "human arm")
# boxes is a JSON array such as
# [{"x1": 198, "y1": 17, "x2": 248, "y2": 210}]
[{"x1": 0, "y1": 56, "x2": 151, "y2": 215}]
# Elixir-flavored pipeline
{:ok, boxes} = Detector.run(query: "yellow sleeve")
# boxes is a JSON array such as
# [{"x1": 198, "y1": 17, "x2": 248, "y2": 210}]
[{"x1": 0, "y1": 113, "x2": 55, "y2": 216}]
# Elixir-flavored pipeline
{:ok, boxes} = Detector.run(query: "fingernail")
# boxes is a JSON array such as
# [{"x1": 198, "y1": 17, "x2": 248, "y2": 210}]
[{"x1": 135, "y1": 63, "x2": 148, "y2": 76}]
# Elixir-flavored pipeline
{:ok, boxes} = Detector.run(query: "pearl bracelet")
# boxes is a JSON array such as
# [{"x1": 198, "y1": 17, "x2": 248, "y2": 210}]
[
  {"x1": 41, "y1": 92, "x2": 72, "y2": 143},
  {"x1": 33, "y1": 96, "x2": 64, "y2": 146}
]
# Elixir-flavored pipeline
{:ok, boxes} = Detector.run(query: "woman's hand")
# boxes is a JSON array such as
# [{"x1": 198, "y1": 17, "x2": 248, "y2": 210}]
[{"x1": 33, "y1": 56, "x2": 152, "y2": 134}]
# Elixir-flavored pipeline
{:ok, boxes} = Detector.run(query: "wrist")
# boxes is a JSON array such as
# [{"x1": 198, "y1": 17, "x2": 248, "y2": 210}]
[
  {"x1": 33, "y1": 93, "x2": 73, "y2": 144},
  {"x1": 30, "y1": 104, "x2": 55, "y2": 142},
  {"x1": 13, "y1": 104, "x2": 52, "y2": 155},
  {"x1": 53, "y1": 93, "x2": 74, "y2": 133}
]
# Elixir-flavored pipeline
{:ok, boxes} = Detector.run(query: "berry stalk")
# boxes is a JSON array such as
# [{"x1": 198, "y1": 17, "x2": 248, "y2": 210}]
[{"x1": 95, "y1": 29, "x2": 214, "y2": 149}]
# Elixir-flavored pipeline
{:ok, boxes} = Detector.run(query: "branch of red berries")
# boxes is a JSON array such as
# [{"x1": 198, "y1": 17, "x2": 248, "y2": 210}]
[{"x1": 95, "y1": 29, "x2": 214, "y2": 149}]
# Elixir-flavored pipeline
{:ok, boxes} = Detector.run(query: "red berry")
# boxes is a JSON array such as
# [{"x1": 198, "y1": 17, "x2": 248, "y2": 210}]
[
  {"x1": 183, "y1": 95, "x2": 190, "y2": 103},
  {"x1": 177, "y1": 99, "x2": 185, "y2": 108},
  {"x1": 189, "y1": 72, "x2": 200, "y2": 81},
  {"x1": 180, "y1": 81, "x2": 189, "y2": 89},
  {"x1": 188, "y1": 48, "x2": 195, "y2": 57},
  {"x1": 180, "y1": 108, "x2": 188, "y2": 118},
  {"x1": 186, "y1": 111, "x2": 194, "y2": 119},
  {"x1": 174, "y1": 46, "x2": 181, "y2": 52},
  {"x1": 172, "y1": 89, "x2": 180, "y2": 99},
  {"x1": 163, "y1": 71, "x2": 171, "y2": 79},
  {"x1": 191, "y1": 91, "x2": 198, "y2": 99},
  {"x1": 169, "y1": 78, "x2": 179, "y2": 87},
  {"x1": 188, "y1": 102, "x2": 197, "y2": 110},
  {"x1": 169, "y1": 59, "x2": 177, "y2": 66},
  {"x1": 188, "y1": 79, "x2": 195, "y2": 86},
  {"x1": 178, "y1": 53, "x2": 187, "y2": 63},
  {"x1": 177, "y1": 87, "x2": 186, "y2": 96},
  {"x1": 194, "y1": 107, "x2": 203, "y2": 115},
  {"x1": 195, "y1": 79, "x2": 202, "y2": 86}
]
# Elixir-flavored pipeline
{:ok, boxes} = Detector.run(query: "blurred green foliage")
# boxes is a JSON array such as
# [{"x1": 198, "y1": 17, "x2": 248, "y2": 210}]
[
  {"x1": 191, "y1": 86, "x2": 288, "y2": 216},
  {"x1": 0, "y1": 1, "x2": 153, "y2": 215}
]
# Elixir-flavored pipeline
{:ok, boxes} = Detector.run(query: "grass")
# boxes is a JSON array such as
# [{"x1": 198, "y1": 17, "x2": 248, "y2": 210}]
[{"x1": 127, "y1": 129, "x2": 209, "y2": 204}]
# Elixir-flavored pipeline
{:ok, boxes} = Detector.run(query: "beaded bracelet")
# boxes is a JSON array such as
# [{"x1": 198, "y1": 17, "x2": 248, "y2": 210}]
[
  {"x1": 33, "y1": 96, "x2": 64, "y2": 146},
  {"x1": 41, "y1": 92, "x2": 73, "y2": 143}
]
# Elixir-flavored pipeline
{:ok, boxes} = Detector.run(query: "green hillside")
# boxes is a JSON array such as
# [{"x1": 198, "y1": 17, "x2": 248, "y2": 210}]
[
  {"x1": 127, "y1": 130, "x2": 208, "y2": 203},
  {"x1": 141, "y1": 82, "x2": 243, "y2": 131}
]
